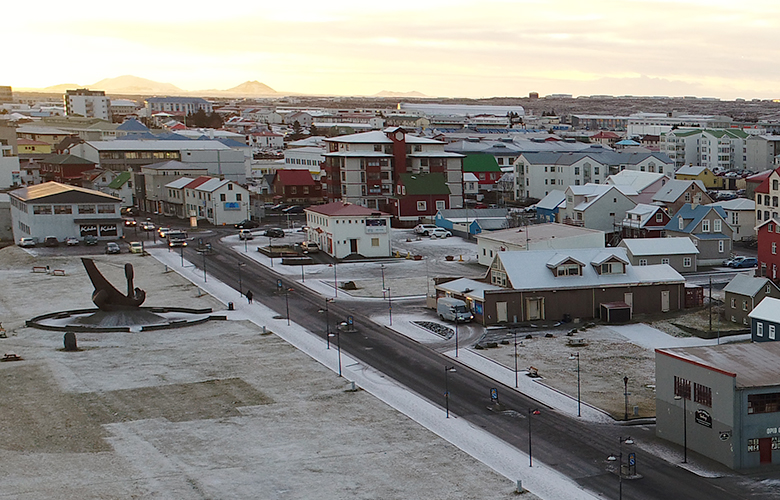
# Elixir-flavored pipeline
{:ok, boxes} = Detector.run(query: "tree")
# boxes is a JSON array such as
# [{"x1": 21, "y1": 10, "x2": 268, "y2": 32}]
[{"x1": 310, "y1": 124, "x2": 319, "y2": 137}]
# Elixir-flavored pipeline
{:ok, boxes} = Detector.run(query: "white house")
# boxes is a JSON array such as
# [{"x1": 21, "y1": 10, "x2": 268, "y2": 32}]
[
  {"x1": 0, "y1": 144, "x2": 21, "y2": 188},
  {"x1": 305, "y1": 201, "x2": 392, "y2": 259},
  {"x1": 10, "y1": 182, "x2": 123, "y2": 244},
  {"x1": 708, "y1": 198, "x2": 756, "y2": 241},
  {"x1": 183, "y1": 176, "x2": 251, "y2": 225},
  {"x1": 558, "y1": 184, "x2": 638, "y2": 234},
  {"x1": 248, "y1": 130, "x2": 284, "y2": 150}
]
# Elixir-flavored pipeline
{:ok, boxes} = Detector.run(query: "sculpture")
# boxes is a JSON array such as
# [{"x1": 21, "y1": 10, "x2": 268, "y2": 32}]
[{"x1": 81, "y1": 258, "x2": 146, "y2": 310}]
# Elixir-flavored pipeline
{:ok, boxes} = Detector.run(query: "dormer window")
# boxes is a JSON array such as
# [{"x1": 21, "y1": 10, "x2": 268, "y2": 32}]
[
  {"x1": 702, "y1": 219, "x2": 710, "y2": 232},
  {"x1": 601, "y1": 262, "x2": 624, "y2": 274},
  {"x1": 556, "y1": 264, "x2": 581, "y2": 276}
]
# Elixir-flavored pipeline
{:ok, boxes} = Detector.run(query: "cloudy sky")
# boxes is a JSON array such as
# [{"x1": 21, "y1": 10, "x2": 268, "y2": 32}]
[{"x1": 6, "y1": 0, "x2": 779, "y2": 99}]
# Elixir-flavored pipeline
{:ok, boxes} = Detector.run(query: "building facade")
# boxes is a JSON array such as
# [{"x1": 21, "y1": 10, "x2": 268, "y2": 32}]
[
  {"x1": 304, "y1": 201, "x2": 392, "y2": 259},
  {"x1": 65, "y1": 89, "x2": 110, "y2": 120}
]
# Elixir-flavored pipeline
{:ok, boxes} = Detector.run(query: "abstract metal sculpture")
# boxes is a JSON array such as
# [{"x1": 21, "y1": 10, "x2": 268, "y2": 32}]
[{"x1": 81, "y1": 258, "x2": 146, "y2": 310}]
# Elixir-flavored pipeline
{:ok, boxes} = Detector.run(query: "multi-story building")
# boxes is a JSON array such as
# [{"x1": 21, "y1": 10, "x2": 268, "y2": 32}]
[
  {"x1": 661, "y1": 128, "x2": 749, "y2": 170},
  {"x1": 146, "y1": 97, "x2": 213, "y2": 116},
  {"x1": 283, "y1": 146, "x2": 324, "y2": 180},
  {"x1": 0, "y1": 86, "x2": 12, "y2": 103},
  {"x1": 0, "y1": 144, "x2": 20, "y2": 188},
  {"x1": 65, "y1": 89, "x2": 110, "y2": 120},
  {"x1": 558, "y1": 183, "x2": 638, "y2": 236},
  {"x1": 746, "y1": 135, "x2": 780, "y2": 172},
  {"x1": 627, "y1": 112, "x2": 733, "y2": 136},
  {"x1": 141, "y1": 160, "x2": 209, "y2": 214},
  {"x1": 322, "y1": 128, "x2": 464, "y2": 213},
  {"x1": 304, "y1": 201, "x2": 392, "y2": 258},
  {"x1": 754, "y1": 167, "x2": 780, "y2": 226}
]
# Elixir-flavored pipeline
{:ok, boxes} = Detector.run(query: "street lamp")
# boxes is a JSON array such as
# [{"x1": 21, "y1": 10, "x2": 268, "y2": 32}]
[
  {"x1": 623, "y1": 376, "x2": 629, "y2": 421},
  {"x1": 569, "y1": 352, "x2": 581, "y2": 417},
  {"x1": 384, "y1": 287, "x2": 392, "y2": 326},
  {"x1": 380, "y1": 263, "x2": 386, "y2": 290},
  {"x1": 454, "y1": 318, "x2": 459, "y2": 358},
  {"x1": 512, "y1": 331, "x2": 519, "y2": 388},
  {"x1": 285, "y1": 287, "x2": 293, "y2": 326},
  {"x1": 237, "y1": 260, "x2": 246, "y2": 296},
  {"x1": 329, "y1": 263, "x2": 338, "y2": 298},
  {"x1": 329, "y1": 328, "x2": 342, "y2": 376},
  {"x1": 444, "y1": 365, "x2": 456, "y2": 418},
  {"x1": 674, "y1": 394, "x2": 688, "y2": 463},
  {"x1": 323, "y1": 298, "x2": 334, "y2": 349},
  {"x1": 607, "y1": 436, "x2": 634, "y2": 500},
  {"x1": 528, "y1": 408, "x2": 541, "y2": 466}
]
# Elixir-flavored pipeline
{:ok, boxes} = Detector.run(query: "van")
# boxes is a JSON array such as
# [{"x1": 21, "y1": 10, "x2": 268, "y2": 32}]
[
  {"x1": 168, "y1": 231, "x2": 188, "y2": 247},
  {"x1": 437, "y1": 297, "x2": 473, "y2": 322}
]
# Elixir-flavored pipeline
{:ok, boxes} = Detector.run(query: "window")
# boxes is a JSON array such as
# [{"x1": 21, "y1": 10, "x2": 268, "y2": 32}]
[
  {"x1": 436, "y1": 200, "x2": 446, "y2": 211},
  {"x1": 53, "y1": 205, "x2": 72, "y2": 214},
  {"x1": 656, "y1": 213, "x2": 663, "y2": 222},
  {"x1": 771, "y1": 325, "x2": 776, "y2": 340},
  {"x1": 694, "y1": 383, "x2": 712, "y2": 407},
  {"x1": 758, "y1": 323, "x2": 764, "y2": 337},
  {"x1": 417, "y1": 201, "x2": 427, "y2": 211},
  {"x1": 770, "y1": 224, "x2": 775, "y2": 233},
  {"x1": 731, "y1": 298, "x2": 736, "y2": 309},
  {"x1": 662, "y1": 258, "x2": 670, "y2": 265},
  {"x1": 674, "y1": 376, "x2": 691, "y2": 399},
  {"x1": 748, "y1": 439, "x2": 760, "y2": 452},
  {"x1": 748, "y1": 392, "x2": 780, "y2": 414},
  {"x1": 371, "y1": 238, "x2": 379, "y2": 247},
  {"x1": 236, "y1": 193, "x2": 242, "y2": 201},
  {"x1": 291, "y1": 187, "x2": 297, "y2": 194},
  {"x1": 743, "y1": 300, "x2": 749, "y2": 311},
  {"x1": 685, "y1": 192, "x2": 691, "y2": 202},
  {"x1": 601, "y1": 262, "x2": 624, "y2": 274},
  {"x1": 33, "y1": 205, "x2": 52, "y2": 215},
  {"x1": 220, "y1": 193, "x2": 226, "y2": 202},
  {"x1": 683, "y1": 257, "x2": 692, "y2": 268},
  {"x1": 639, "y1": 259, "x2": 647, "y2": 266},
  {"x1": 702, "y1": 219, "x2": 710, "y2": 232},
  {"x1": 678, "y1": 217, "x2": 684, "y2": 230},
  {"x1": 714, "y1": 219, "x2": 721, "y2": 232},
  {"x1": 556, "y1": 264, "x2": 580, "y2": 276},
  {"x1": 719, "y1": 240, "x2": 724, "y2": 253},
  {"x1": 774, "y1": 242, "x2": 777, "y2": 255}
]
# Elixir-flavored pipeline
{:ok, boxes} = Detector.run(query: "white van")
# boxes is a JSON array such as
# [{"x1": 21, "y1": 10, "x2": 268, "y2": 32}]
[{"x1": 437, "y1": 297, "x2": 473, "y2": 322}]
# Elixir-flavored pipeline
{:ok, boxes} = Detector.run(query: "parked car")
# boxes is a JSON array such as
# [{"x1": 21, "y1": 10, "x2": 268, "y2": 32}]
[
  {"x1": 732, "y1": 257, "x2": 758, "y2": 268},
  {"x1": 414, "y1": 224, "x2": 437, "y2": 235},
  {"x1": 105, "y1": 242, "x2": 121, "y2": 254},
  {"x1": 18, "y1": 237, "x2": 36, "y2": 248},
  {"x1": 65, "y1": 237, "x2": 79, "y2": 246},
  {"x1": 157, "y1": 227, "x2": 171, "y2": 238},
  {"x1": 239, "y1": 229, "x2": 254, "y2": 240},
  {"x1": 724, "y1": 256, "x2": 747, "y2": 267},
  {"x1": 129, "y1": 241, "x2": 144, "y2": 254},
  {"x1": 44, "y1": 236, "x2": 59, "y2": 247},
  {"x1": 301, "y1": 241, "x2": 319, "y2": 253},
  {"x1": 264, "y1": 228, "x2": 285, "y2": 238},
  {"x1": 84, "y1": 235, "x2": 98, "y2": 246},
  {"x1": 234, "y1": 219, "x2": 259, "y2": 229},
  {"x1": 282, "y1": 205, "x2": 304, "y2": 214},
  {"x1": 429, "y1": 228, "x2": 452, "y2": 238},
  {"x1": 123, "y1": 218, "x2": 137, "y2": 227}
]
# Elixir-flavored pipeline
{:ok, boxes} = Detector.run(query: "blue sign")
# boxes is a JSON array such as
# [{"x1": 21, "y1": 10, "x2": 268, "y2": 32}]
[
  {"x1": 490, "y1": 388, "x2": 498, "y2": 402},
  {"x1": 277, "y1": 279, "x2": 282, "y2": 289},
  {"x1": 628, "y1": 453, "x2": 635, "y2": 466},
  {"x1": 348, "y1": 315, "x2": 353, "y2": 325},
  {"x1": 224, "y1": 202, "x2": 241, "y2": 211}
]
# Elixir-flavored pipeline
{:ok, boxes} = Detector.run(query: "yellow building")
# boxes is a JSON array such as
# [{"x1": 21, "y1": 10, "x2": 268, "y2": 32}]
[
  {"x1": 675, "y1": 165, "x2": 724, "y2": 189},
  {"x1": 17, "y1": 139, "x2": 52, "y2": 155}
]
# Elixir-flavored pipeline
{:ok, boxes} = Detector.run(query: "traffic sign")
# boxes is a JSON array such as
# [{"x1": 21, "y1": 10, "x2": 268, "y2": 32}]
[
  {"x1": 628, "y1": 452, "x2": 636, "y2": 466},
  {"x1": 277, "y1": 279, "x2": 282, "y2": 289}
]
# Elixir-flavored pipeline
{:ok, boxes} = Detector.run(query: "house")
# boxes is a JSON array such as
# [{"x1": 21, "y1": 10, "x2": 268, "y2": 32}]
[
  {"x1": 618, "y1": 237, "x2": 699, "y2": 273},
  {"x1": 463, "y1": 172, "x2": 479, "y2": 199},
  {"x1": 559, "y1": 183, "x2": 638, "y2": 237},
  {"x1": 656, "y1": 342, "x2": 780, "y2": 469},
  {"x1": 17, "y1": 138, "x2": 52, "y2": 156},
  {"x1": 434, "y1": 208, "x2": 509, "y2": 237},
  {"x1": 38, "y1": 154, "x2": 96, "y2": 184},
  {"x1": 283, "y1": 146, "x2": 324, "y2": 180},
  {"x1": 755, "y1": 218, "x2": 780, "y2": 280},
  {"x1": 304, "y1": 201, "x2": 392, "y2": 259},
  {"x1": 186, "y1": 177, "x2": 251, "y2": 225},
  {"x1": 707, "y1": 198, "x2": 755, "y2": 241},
  {"x1": 590, "y1": 130, "x2": 620, "y2": 147},
  {"x1": 750, "y1": 297, "x2": 780, "y2": 342},
  {"x1": 745, "y1": 169, "x2": 773, "y2": 200},
  {"x1": 9, "y1": 181, "x2": 123, "y2": 243},
  {"x1": 141, "y1": 160, "x2": 209, "y2": 214},
  {"x1": 620, "y1": 204, "x2": 670, "y2": 239},
  {"x1": 664, "y1": 203, "x2": 732, "y2": 266},
  {"x1": 481, "y1": 247, "x2": 685, "y2": 325},
  {"x1": 754, "y1": 166, "x2": 780, "y2": 226},
  {"x1": 389, "y1": 172, "x2": 450, "y2": 224},
  {"x1": 723, "y1": 275, "x2": 780, "y2": 326},
  {"x1": 606, "y1": 170, "x2": 670, "y2": 204},
  {"x1": 462, "y1": 153, "x2": 503, "y2": 191},
  {"x1": 675, "y1": 165, "x2": 724, "y2": 189},
  {"x1": 652, "y1": 179, "x2": 713, "y2": 216},
  {"x1": 323, "y1": 128, "x2": 464, "y2": 214},
  {"x1": 272, "y1": 169, "x2": 323, "y2": 204},
  {"x1": 535, "y1": 190, "x2": 566, "y2": 223},
  {"x1": 476, "y1": 222, "x2": 605, "y2": 266},
  {"x1": 248, "y1": 130, "x2": 284, "y2": 150}
]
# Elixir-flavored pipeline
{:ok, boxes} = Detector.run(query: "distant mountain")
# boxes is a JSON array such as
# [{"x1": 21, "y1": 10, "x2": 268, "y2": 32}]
[
  {"x1": 40, "y1": 83, "x2": 83, "y2": 92},
  {"x1": 373, "y1": 90, "x2": 428, "y2": 98},
  {"x1": 90, "y1": 75, "x2": 184, "y2": 95},
  {"x1": 222, "y1": 80, "x2": 277, "y2": 96}
]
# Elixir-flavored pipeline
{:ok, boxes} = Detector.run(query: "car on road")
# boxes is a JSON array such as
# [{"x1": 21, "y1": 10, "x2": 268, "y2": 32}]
[
  {"x1": 234, "y1": 219, "x2": 259, "y2": 229},
  {"x1": 18, "y1": 237, "x2": 36, "y2": 247},
  {"x1": 263, "y1": 228, "x2": 285, "y2": 238},
  {"x1": 129, "y1": 241, "x2": 144, "y2": 253},
  {"x1": 44, "y1": 236, "x2": 59, "y2": 247},
  {"x1": 141, "y1": 221, "x2": 155, "y2": 231},
  {"x1": 239, "y1": 229, "x2": 254, "y2": 240},
  {"x1": 157, "y1": 227, "x2": 171, "y2": 238},
  {"x1": 429, "y1": 228, "x2": 452, "y2": 238},
  {"x1": 105, "y1": 242, "x2": 121, "y2": 254},
  {"x1": 414, "y1": 224, "x2": 437, "y2": 236},
  {"x1": 65, "y1": 237, "x2": 79, "y2": 246},
  {"x1": 123, "y1": 218, "x2": 137, "y2": 227},
  {"x1": 301, "y1": 241, "x2": 319, "y2": 253},
  {"x1": 84, "y1": 235, "x2": 98, "y2": 246},
  {"x1": 731, "y1": 257, "x2": 758, "y2": 268},
  {"x1": 282, "y1": 205, "x2": 304, "y2": 214}
]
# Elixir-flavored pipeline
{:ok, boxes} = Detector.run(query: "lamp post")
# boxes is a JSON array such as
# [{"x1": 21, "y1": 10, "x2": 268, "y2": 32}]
[
  {"x1": 237, "y1": 260, "x2": 245, "y2": 296},
  {"x1": 444, "y1": 365, "x2": 456, "y2": 418},
  {"x1": 528, "y1": 408, "x2": 541, "y2": 466},
  {"x1": 202, "y1": 247, "x2": 207, "y2": 283},
  {"x1": 324, "y1": 298, "x2": 334, "y2": 349},
  {"x1": 179, "y1": 242, "x2": 184, "y2": 267},
  {"x1": 329, "y1": 329, "x2": 342, "y2": 376},
  {"x1": 385, "y1": 287, "x2": 392, "y2": 326},
  {"x1": 674, "y1": 394, "x2": 688, "y2": 463},
  {"x1": 329, "y1": 262, "x2": 338, "y2": 298},
  {"x1": 607, "y1": 436, "x2": 634, "y2": 500},
  {"x1": 454, "y1": 318, "x2": 459, "y2": 358},
  {"x1": 380, "y1": 263, "x2": 386, "y2": 290},
  {"x1": 285, "y1": 287, "x2": 293, "y2": 326},
  {"x1": 569, "y1": 351, "x2": 581, "y2": 417},
  {"x1": 513, "y1": 330, "x2": 518, "y2": 388},
  {"x1": 623, "y1": 376, "x2": 629, "y2": 421}
]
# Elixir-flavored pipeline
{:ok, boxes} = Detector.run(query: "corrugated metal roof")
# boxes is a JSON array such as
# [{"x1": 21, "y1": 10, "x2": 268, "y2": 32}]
[{"x1": 620, "y1": 237, "x2": 699, "y2": 256}]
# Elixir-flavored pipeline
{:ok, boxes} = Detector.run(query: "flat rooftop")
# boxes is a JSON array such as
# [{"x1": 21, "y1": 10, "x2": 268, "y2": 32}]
[{"x1": 478, "y1": 222, "x2": 604, "y2": 247}]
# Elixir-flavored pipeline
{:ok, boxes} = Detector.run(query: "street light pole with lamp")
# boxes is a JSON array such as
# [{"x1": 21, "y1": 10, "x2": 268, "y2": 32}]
[
  {"x1": 285, "y1": 287, "x2": 294, "y2": 326},
  {"x1": 444, "y1": 365, "x2": 456, "y2": 418},
  {"x1": 569, "y1": 351, "x2": 581, "y2": 417},
  {"x1": 507, "y1": 330, "x2": 519, "y2": 388},
  {"x1": 454, "y1": 318, "x2": 459, "y2": 358},
  {"x1": 237, "y1": 260, "x2": 246, "y2": 296},
  {"x1": 607, "y1": 436, "x2": 634, "y2": 500},
  {"x1": 329, "y1": 328, "x2": 342, "y2": 376},
  {"x1": 624, "y1": 376, "x2": 629, "y2": 421}
]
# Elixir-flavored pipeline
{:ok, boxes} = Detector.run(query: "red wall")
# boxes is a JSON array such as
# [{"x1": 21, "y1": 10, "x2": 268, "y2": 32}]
[{"x1": 758, "y1": 223, "x2": 780, "y2": 280}]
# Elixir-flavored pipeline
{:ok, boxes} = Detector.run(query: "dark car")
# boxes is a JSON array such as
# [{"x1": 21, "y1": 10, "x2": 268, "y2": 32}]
[
  {"x1": 234, "y1": 219, "x2": 259, "y2": 229},
  {"x1": 282, "y1": 205, "x2": 304, "y2": 214},
  {"x1": 105, "y1": 242, "x2": 121, "y2": 254},
  {"x1": 84, "y1": 235, "x2": 98, "y2": 246},
  {"x1": 732, "y1": 257, "x2": 758, "y2": 268},
  {"x1": 44, "y1": 236, "x2": 59, "y2": 247},
  {"x1": 263, "y1": 228, "x2": 285, "y2": 238}
]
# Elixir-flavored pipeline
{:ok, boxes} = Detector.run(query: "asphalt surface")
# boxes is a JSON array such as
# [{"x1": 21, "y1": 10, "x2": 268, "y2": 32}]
[{"x1": 172, "y1": 228, "x2": 780, "y2": 500}]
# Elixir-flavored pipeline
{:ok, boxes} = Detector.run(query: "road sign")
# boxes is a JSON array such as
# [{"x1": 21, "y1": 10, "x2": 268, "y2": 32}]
[
  {"x1": 628, "y1": 452, "x2": 636, "y2": 466},
  {"x1": 277, "y1": 279, "x2": 282, "y2": 289},
  {"x1": 490, "y1": 388, "x2": 498, "y2": 402},
  {"x1": 347, "y1": 315, "x2": 353, "y2": 325}
]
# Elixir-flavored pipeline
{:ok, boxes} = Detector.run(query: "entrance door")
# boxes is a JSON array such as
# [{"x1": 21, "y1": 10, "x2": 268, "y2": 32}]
[
  {"x1": 624, "y1": 293, "x2": 633, "y2": 318},
  {"x1": 661, "y1": 290, "x2": 670, "y2": 312},
  {"x1": 350, "y1": 239, "x2": 358, "y2": 254},
  {"x1": 496, "y1": 302, "x2": 508, "y2": 323},
  {"x1": 760, "y1": 438, "x2": 773, "y2": 464},
  {"x1": 526, "y1": 298, "x2": 542, "y2": 321}
]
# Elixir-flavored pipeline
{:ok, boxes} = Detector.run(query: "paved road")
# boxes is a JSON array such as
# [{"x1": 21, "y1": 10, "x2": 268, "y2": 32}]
[{"x1": 180, "y1": 232, "x2": 779, "y2": 500}]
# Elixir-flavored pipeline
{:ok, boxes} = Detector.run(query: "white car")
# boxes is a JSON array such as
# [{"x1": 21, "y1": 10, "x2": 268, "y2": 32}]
[
  {"x1": 18, "y1": 237, "x2": 36, "y2": 248},
  {"x1": 414, "y1": 224, "x2": 438, "y2": 235},
  {"x1": 65, "y1": 237, "x2": 79, "y2": 246},
  {"x1": 429, "y1": 228, "x2": 452, "y2": 238}
]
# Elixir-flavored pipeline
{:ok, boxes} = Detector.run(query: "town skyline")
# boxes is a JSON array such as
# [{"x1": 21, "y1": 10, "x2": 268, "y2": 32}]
[{"x1": 6, "y1": 0, "x2": 780, "y2": 100}]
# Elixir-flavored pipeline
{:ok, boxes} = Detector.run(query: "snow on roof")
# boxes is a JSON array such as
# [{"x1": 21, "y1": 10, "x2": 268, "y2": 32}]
[
  {"x1": 305, "y1": 201, "x2": 390, "y2": 217},
  {"x1": 620, "y1": 237, "x2": 699, "y2": 256},
  {"x1": 84, "y1": 140, "x2": 231, "y2": 151},
  {"x1": 724, "y1": 274, "x2": 777, "y2": 297},
  {"x1": 478, "y1": 222, "x2": 603, "y2": 246},
  {"x1": 435, "y1": 278, "x2": 502, "y2": 301},
  {"x1": 676, "y1": 165, "x2": 709, "y2": 176},
  {"x1": 463, "y1": 172, "x2": 479, "y2": 182},
  {"x1": 165, "y1": 177, "x2": 196, "y2": 189},
  {"x1": 495, "y1": 247, "x2": 684, "y2": 291},
  {"x1": 195, "y1": 178, "x2": 230, "y2": 192},
  {"x1": 652, "y1": 179, "x2": 706, "y2": 203},
  {"x1": 749, "y1": 297, "x2": 780, "y2": 323},
  {"x1": 536, "y1": 190, "x2": 567, "y2": 210},
  {"x1": 606, "y1": 170, "x2": 666, "y2": 192},
  {"x1": 569, "y1": 184, "x2": 636, "y2": 211},
  {"x1": 324, "y1": 130, "x2": 444, "y2": 145},
  {"x1": 707, "y1": 198, "x2": 755, "y2": 211}
]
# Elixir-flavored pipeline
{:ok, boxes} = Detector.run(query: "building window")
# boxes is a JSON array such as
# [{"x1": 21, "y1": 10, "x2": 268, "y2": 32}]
[
  {"x1": 656, "y1": 213, "x2": 663, "y2": 222},
  {"x1": 674, "y1": 376, "x2": 691, "y2": 399},
  {"x1": 771, "y1": 325, "x2": 776, "y2": 340},
  {"x1": 436, "y1": 200, "x2": 446, "y2": 211},
  {"x1": 748, "y1": 392, "x2": 780, "y2": 414},
  {"x1": 742, "y1": 300, "x2": 749, "y2": 311},
  {"x1": 694, "y1": 383, "x2": 712, "y2": 407},
  {"x1": 371, "y1": 238, "x2": 379, "y2": 247},
  {"x1": 714, "y1": 219, "x2": 721, "y2": 232},
  {"x1": 748, "y1": 439, "x2": 760, "y2": 452},
  {"x1": 661, "y1": 258, "x2": 669, "y2": 265},
  {"x1": 719, "y1": 240, "x2": 725, "y2": 253},
  {"x1": 291, "y1": 187, "x2": 297, "y2": 194},
  {"x1": 639, "y1": 259, "x2": 647, "y2": 266},
  {"x1": 220, "y1": 193, "x2": 226, "y2": 201},
  {"x1": 678, "y1": 217, "x2": 684, "y2": 230},
  {"x1": 683, "y1": 257, "x2": 692, "y2": 268},
  {"x1": 33, "y1": 205, "x2": 52, "y2": 215},
  {"x1": 731, "y1": 298, "x2": 736, "y2": 308},
  {"x1": 774, "y1": 242, "x2": 777, "y2": 255},
  {"x1": 417, "y1": 201, "x2": 427, "y2": 211},
  {"x1": 685, "y1": 192, "x2": 691, "y2": 202},
  {"x1": 53, "y1": 205, "x2": 72, "y2": 214},
  {"x1": 702, "y1": 219, "x2": 710, "y2": 232},
  {"x1": 758, "y1": 322, "x2": 764, "y2": 337}
]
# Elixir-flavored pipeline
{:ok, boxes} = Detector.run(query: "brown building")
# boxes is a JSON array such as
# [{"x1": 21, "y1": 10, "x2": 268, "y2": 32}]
[
  {"x1": 39, "y1": 154, "x2": 96, "y2": 184},
  {"x1": 724, "y1": 274, "x2": 780, "y2": 327},
  {"x1": 272, "y1": 169, "x2": 323, "y2": 204}
]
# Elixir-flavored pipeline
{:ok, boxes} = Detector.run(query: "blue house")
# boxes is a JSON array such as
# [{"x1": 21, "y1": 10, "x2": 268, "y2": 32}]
[
  {"x1": 434, "y1": 208, "x2": 509, "y2": 236},
  {"x1": 535, "y1": 190, "x2": 566, "y2": 223},
  {"x1": 749, "y1": 297, "x2": 780, "y2": 342}
]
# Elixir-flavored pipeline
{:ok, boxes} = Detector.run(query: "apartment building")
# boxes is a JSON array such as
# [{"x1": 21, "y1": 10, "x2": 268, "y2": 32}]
[
  {"x1": 146, "y1": 97, "x2": 213, "y2": 116},
  {"x1": 661, "y1": 128, "x2": 749, "y2": 170},
  {"x1": 65, "y1": 89, "x2": 110, "y2": 120}
]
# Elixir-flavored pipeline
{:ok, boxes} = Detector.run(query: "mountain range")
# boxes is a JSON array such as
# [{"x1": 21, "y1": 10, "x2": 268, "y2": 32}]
[{"x1": 17, "y1": 75, "x2": 425, "y2": 98}]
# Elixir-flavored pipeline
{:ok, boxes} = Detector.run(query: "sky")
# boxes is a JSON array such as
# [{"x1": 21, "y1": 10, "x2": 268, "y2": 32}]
[{"x1": 5, "y1": 0, "x2": 780, "y2": 100}]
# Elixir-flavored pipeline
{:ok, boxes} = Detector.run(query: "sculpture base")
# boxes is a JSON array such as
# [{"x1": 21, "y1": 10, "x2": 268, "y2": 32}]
[{"x1": 26, "y1": 306, "x2": 223, "y2": 333}]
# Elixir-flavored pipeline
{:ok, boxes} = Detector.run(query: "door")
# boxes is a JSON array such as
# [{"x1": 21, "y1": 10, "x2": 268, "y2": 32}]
[
  {"x1": 526, "y1": 298, "x2": 543, "y2": 321},
  {"x1": 350, "y1": 239, "x2": 358, "y2": 254},
  {"x1": 760, "y1": 438, "x2": 773, "y2": 464},
  {"x1": 661, "y1": 290, "x2": 670, "y2": 312},
  {"x1": 624, "y1": 293, "x2": 633, "y2": 318},
  {"x1": 496, "y1": 302, "x2": 508, "y2": 323}
]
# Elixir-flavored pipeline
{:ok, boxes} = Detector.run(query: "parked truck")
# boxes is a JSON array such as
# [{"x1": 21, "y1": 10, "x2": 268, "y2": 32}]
[{"x1": 437, "y1": 297, "x2": 473, "y2": 322}]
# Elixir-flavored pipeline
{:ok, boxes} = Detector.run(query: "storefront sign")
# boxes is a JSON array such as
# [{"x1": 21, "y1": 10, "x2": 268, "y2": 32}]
[{"x1": 695, "y1": 409, "x2": 712, "y2": 428}]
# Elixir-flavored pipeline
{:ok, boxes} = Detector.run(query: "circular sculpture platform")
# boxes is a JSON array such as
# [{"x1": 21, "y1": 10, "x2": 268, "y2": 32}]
[{"x1": 26, "y1": 306, "x2": 226, "y2": 333}]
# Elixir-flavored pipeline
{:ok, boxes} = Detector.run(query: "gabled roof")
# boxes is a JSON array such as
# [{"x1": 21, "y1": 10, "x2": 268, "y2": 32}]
[
  {"x1": 10, "y1": 181, "x2": 120, "y2": 203},
  {"x1": 620, "y1": 237, "x2": 699, "y2": 256},
  {"x1": 107, "y1": 171, "x2": 132, "y2": 189},
  {"x1": 195, "y1": 178, "x2": 231, "y2": 192},
  {"x1": 494, "y1": 247, "x2": 684, "y2": 292},
  {"x1": 676, "y1": 165, "x2": 709, "y2": 176},
  {"x1": 754, "y1": 168, "x2": 780, "y2": 194},
  {"x1": 398, "y1": 173, "x2": 450, "y2": 195},
  {"x1": 623, "y1": 203, "x2": 666, "y2": 228},
  {"x1": 40, "y1": 153, "x2": 94, "y2": 165},
  {"x1": 275, "y1": 169, "x2": 315, "y2": 186},
  {"x1": 463, "y1": 172, "x2": 479, "y2": 182},
  {"x1": 664, "y1": 203, "x2": 727, "y2": 233},
  {"x1": 536, "y1": 190, "x2": 567, "y2": 210},
  {"x1": 707, "y1": 198, "x2": 755, "y2": 211},
  {"x1": 749, "y1": 297, "x2": 780, "y2": 323},
  {"x1": 652, "y1": 179, "x2": 706, "y2": 203},
  {"x1": 306, "y1": 201, "x2": 390, "y2": 217},
  {"x1": 165, "y1": 177, "x2": 196, "y2": 189},
  {"x1": 724, "y1": 274, "x2": 778, "y2": 298},
  {"x1": 437, "y1": 208, "x2": 508, "y2": 220},
  {"x1": 463, "y1": 154, "x2": 501, "y2": 172},
  {"x1": 435, "y1": 277, "x2": 502, "y2": 301},
  {"x1": 142, "y1": 160, "x2": 208, "y2": 171},
  {"x1": 568, "y1": 184, "x2": 636, "y2": 211},
  {"x1": 183, "y1": 176, "x2": 213, "y2": 190},
  {"x1": 519, "y1": 150, "x2": 672, "y2": 167},
  {"x1": 116, "y1": 118, "x2": 150, "y2": 132}
]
